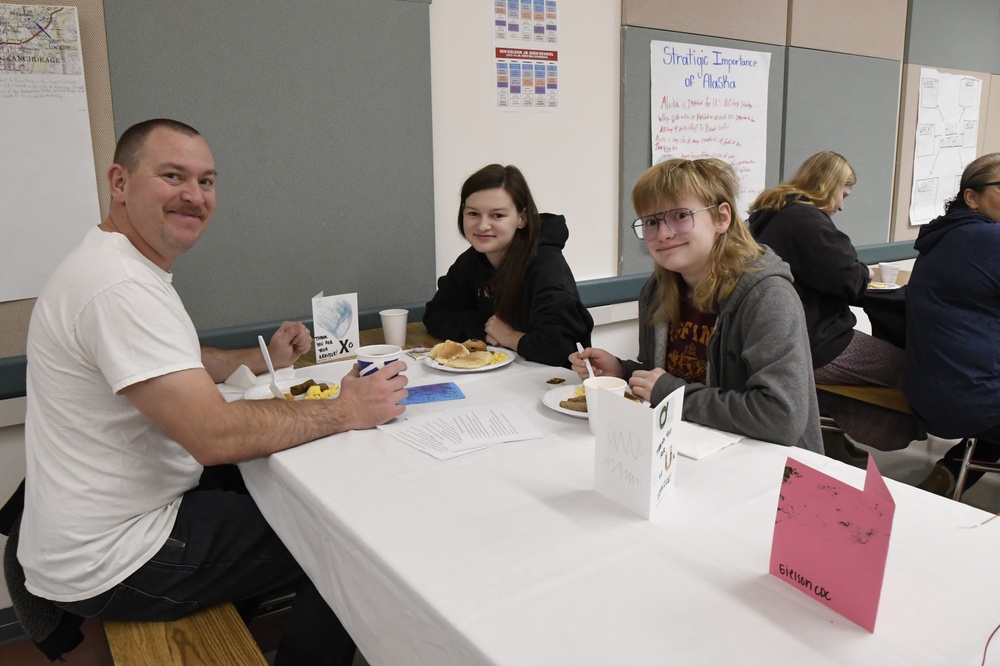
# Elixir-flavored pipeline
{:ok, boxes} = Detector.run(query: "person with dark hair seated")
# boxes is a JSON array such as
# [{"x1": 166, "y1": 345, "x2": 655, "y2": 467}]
[
  {"x1": 905, "y1": 152, "x2": 1000, "y2": 496},
  {"x1": 424, "y1": 163, "x2": 593, "y2": 368},
  {"x1": 19, "y1": 119, "x2": 408, "y2": 664}
]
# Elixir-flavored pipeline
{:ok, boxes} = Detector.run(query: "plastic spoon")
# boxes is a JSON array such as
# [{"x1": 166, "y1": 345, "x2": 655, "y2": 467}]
[
  {"x1": 576, "y1": 342, "x2": 594, "y2": 379},
  {"x1": 258, "y1": 335, "x2": 285, "y2": 400}
]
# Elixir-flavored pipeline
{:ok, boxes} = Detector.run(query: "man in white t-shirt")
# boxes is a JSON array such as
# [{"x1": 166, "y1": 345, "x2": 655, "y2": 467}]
[{"x1": 20, "y1": 118, "x2": 407, "y2": 665}]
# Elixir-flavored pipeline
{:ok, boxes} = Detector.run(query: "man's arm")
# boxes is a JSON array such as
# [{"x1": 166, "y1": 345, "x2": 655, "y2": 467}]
[
  {"x1": 120, "y1": 360, "x2": 408, "y2": 465},
  {"x1": 202, "y1": 321, "x2": 312, "y2": 382}
]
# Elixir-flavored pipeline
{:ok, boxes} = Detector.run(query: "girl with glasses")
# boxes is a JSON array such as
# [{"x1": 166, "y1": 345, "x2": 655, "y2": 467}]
[
  {"x1": 571, "y1": 158, "x2": 822, "y2": 452},
  {"x1": 423, "y1": 164, "x2": 593, "y2": 367},
  {"x1": 748, "y1": 151, "x2": 916, "y2": 459}
]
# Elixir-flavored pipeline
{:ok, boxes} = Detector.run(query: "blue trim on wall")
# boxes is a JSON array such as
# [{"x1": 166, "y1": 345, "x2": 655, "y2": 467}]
[{"x1": 0, "y1": 240, "x2": 920, "y2": 401}]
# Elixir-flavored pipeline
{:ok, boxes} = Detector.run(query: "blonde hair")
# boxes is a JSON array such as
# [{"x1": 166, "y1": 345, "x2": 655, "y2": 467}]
[
  {"x1": 748, "y1": 151, "x2": 856, "y2": 214},
  {"x1": 631, "y1": 158, "x2": 765, "y2": 326}
]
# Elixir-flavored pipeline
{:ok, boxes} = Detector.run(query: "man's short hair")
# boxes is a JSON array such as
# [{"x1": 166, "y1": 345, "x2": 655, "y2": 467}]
[{"x1": 113, "y1": 119, "x2": 202, "y2": 172}]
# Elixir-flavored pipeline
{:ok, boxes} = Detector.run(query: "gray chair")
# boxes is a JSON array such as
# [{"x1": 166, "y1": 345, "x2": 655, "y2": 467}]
[{"x1": 953, "y1": 437, "x2": 1000, "y2": 501}]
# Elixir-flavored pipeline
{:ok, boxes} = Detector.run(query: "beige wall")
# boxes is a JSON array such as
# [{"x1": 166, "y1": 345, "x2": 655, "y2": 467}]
[
  {"x1": 788, "y1": 0, "x2": 908, "y2": 61},
  {"x1": 622, "y1": 0, "x2": 788, "y2": 46}
]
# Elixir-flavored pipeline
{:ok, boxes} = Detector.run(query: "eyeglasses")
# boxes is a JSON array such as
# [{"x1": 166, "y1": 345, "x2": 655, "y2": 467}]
[
  {"x1": 980, "y1": 181, "x2": 1000, "y2": 189},
  {"x1": 632, "y1": 205, "x2": 718, "y2": 240}
]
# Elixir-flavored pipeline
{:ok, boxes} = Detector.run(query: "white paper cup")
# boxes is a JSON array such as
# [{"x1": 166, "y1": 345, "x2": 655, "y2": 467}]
[
  {"x1": 584, "y1": 376, "x2": 628, "y2": 434},
  {"x1": 379, "y1": 309, "x2": 409, "y2": 348},
  {"x1": 356, "y1": 344, "x2": 402, "y2": 377},
  {"x1": 877, "y1": 262, "x2": 900, "y2": 285}
]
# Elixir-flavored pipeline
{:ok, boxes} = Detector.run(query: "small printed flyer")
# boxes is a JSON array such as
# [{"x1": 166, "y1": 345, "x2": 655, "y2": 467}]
[{"x1": 493, "y1": 0, "x2": 559, "y2": 110}]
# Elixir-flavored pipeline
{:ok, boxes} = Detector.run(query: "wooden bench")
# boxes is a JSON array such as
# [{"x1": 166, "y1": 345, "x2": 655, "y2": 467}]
[
  {"x1": 816, "y1": 384, "x2": 911, "y2": 415},
  {"x1": 104, "y1": 601, "x2": 267, "y2": 665}
]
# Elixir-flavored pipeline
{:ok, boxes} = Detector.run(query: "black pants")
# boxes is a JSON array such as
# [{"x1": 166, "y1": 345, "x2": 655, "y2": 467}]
[{"x1": 54, "y1": 466, "x2": 355, "y2": 666}]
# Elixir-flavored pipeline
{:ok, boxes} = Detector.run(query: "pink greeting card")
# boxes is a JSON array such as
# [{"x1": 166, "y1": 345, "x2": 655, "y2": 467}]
[{"x1": 769, "y1": 456, "x2": 895, "y2": 632}]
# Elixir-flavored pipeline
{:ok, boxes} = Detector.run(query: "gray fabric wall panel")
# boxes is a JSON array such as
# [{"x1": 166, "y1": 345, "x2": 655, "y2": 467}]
[
  {"x1": 783, "y1": 48, "x2": 901, "y2": 247},
  {"x1": 102, "y1": 0, "x2": 435, "y2": 331},
  {"x1": 619, "y1": 27, "x2": 786, "y2": 276},
  {"x1": 907, "y1": 0, "x2": 1000, "y2": 74}
]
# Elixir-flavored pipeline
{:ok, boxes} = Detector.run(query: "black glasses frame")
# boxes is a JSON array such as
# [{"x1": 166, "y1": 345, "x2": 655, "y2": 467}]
[{"x1": 631, "y1": 204, "x2": 719, "y2": 240}]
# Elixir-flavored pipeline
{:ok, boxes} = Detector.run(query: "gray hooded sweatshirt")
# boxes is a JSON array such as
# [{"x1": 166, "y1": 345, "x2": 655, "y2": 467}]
[{"x1": 621, "y1": 249, "x2": 823, "y2": 453}]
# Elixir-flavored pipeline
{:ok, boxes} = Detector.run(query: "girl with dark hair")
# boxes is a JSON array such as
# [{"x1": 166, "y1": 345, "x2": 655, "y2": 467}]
[
  {"x1": 423, "y1": 164, "x2": 593, "y2": 367},
  {"x1": 905, "y1": 153, "x2": 1000, "y2": 496},
  {"x1": 571, "y1": 158, "x2": 821, "y2": 451}
]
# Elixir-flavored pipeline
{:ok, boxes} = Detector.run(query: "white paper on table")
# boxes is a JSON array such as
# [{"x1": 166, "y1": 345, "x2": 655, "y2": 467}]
[
  {"x1": 379, "y1": 403, "x2": 542, "y2": 460},
  {"x1": 216, "y1": 365, "x2": 295, "y2": 401},
  {"x1": 593, "y1": 387, "x2": 683, "y2": 520},
  {"x1": 675, "y1": 421, "x2": 744, "y2": 460}
]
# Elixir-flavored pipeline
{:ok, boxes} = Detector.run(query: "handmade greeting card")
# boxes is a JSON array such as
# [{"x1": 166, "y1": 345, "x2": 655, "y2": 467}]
[
  {"x1": 312, "y1": 292, "x2": 359, "y2": 363},
  {"x1": 769, "y1": 456, "x2": 895, "y2": 632},
  {"x1": 592, "y1": 386, "x2": 683, "y2": 520}
]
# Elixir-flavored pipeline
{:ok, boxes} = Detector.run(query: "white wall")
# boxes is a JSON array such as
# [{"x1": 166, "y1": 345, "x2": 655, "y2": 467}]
[{"x1": 428, "y1": 0, "x2": 622, "y2": 281}]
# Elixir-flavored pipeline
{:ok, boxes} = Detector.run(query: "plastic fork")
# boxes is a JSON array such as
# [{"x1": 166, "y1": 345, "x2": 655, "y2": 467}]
[
  {"x1": 258, "y1": 335, "x2": 285, "y2": 400},
  {"x1": 576, "y1": 342, "x2": 595, "y2": 379}
]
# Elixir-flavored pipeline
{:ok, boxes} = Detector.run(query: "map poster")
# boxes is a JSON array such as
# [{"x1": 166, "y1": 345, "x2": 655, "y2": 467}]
[
  {"x1": 908, "y1": 68, "x2": 982, "y2": 226},
  {"x1": 0, "y1": 4, "x2": 100, "y2": 302},
  {"x1": 649, "y1": 40, "x2": 771, "y2": 214}
]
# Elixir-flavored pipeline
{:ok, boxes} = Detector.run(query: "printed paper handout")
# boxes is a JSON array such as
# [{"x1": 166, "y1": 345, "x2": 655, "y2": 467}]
[
  {"x1": 379, "y1": 403, "x2": 541, "y2": 460},
  {"x1": 592, "y1": 386, "x2": 683, "y2": 520},
  {"x1": 769, "y1": 456, "x2": 895, "y2": 632}
]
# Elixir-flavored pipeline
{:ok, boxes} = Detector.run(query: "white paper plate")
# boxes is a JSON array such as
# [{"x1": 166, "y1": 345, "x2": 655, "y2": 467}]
[
  {"x1": 542, "y1": 384, "x2": 589, "y2": 419},
  {"x1": 423, "y1": 346, "x2": 516, "y2": 373},
  {"x1": 244, "y1": 377, "x2": 340, "y2": 401},
  {"x1": 867, "y1": 282, "x2": 901, "y2": 291}
]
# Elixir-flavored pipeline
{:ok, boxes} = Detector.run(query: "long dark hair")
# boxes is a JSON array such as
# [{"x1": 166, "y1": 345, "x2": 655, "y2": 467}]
[
  {"x1": 457, "y1": 164, "x2": 541, "y2": 328},
  {"x1": 946, "y1": 153, "x2": 1000, "y2": 214}
]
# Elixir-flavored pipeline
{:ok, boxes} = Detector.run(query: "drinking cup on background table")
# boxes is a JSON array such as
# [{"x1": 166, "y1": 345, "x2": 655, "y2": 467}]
[
  {"x1": 379, "y1": 308, "x2": 409, "y2": 348},
  {"x1": 877, "y1": 262, "x2": 900, "y2": 285},
  {"x1": 584, "y1": 376, "x2": 628, "y2": 435},
  {"x1": 356, "y1": 344, "x2": 402, "y2": 377}
]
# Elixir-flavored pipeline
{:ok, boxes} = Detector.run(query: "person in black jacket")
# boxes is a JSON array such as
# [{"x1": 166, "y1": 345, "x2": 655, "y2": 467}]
[
  {"x1": 423, "y1": 164, "x2": 593, "y2": 367},
  {"x1": 905, "y1": 153, "x2": 1000, "y2": 496},
  {"x1": 748, "y1": 151, "x2": 916, "y2": 455}
]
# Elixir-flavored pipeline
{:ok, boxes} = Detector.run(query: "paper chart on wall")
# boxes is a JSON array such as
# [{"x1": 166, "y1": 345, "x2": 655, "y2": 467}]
[
  {"x1": 493, "y1": 0, "x2": 559, "y2": 110},
  {"x1": 0, "y1": 5, "x2": 100, "y2": 302},
  {"x1": 649, "y1": 40, "x2": 770, "y2": 215},
  {"x1": 908, "y1": 68, "x2": 982, "y2": 226}
]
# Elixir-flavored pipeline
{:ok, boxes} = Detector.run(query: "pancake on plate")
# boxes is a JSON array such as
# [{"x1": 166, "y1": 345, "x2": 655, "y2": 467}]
[
  {"x1": 442, "y1": 350, "x2": 493, "y2": 369},
  {"x1": 430, "y1": 340, "x2": 469, "y2": 362}
]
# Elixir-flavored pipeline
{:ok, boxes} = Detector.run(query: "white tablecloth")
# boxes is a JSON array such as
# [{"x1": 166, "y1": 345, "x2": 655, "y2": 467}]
[{"x1": 239, "y1": 356, "x2": 1000, "y2": 666}]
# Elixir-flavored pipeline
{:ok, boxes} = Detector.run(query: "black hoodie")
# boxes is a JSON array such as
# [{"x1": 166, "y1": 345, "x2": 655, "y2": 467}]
[
  {"x1": 423, "y1": 213, "x2": 593, "y2": 368},
  {"x1": 904, "y1": 207, "x2": 1000, "y2": 437},
  {"x1": 748, "y1": 202, "x2": 869, "y2": 368}
]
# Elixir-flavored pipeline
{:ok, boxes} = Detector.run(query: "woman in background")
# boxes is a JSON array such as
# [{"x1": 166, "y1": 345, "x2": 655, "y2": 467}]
[
  {"x1": 571, "y1": 158, "x2": 821, "y2": 452},
  {"x1": 748, "y1": 151, "x2": 915, "y2": 458},
  {"x1": 905, "y1": 153, "x2": 1000, "y2": 496},
  {"x1": 423, "y1": 164, "x2": 592, "y2": 368}
]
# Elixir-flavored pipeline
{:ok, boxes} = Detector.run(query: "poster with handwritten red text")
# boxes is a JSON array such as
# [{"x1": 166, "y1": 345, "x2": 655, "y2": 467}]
[
  {"x1": 649, "y1": 41, "x2": 770, "y2": 214},
  {"x1": 769, "y1": 456, "x2": 895, "y2": 632}
]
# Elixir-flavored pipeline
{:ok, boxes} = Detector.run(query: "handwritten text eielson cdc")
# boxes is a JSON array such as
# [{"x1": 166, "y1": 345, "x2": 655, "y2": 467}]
[{"x1": 777, "y1": 564, "x2": 833, "y2": 601}]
